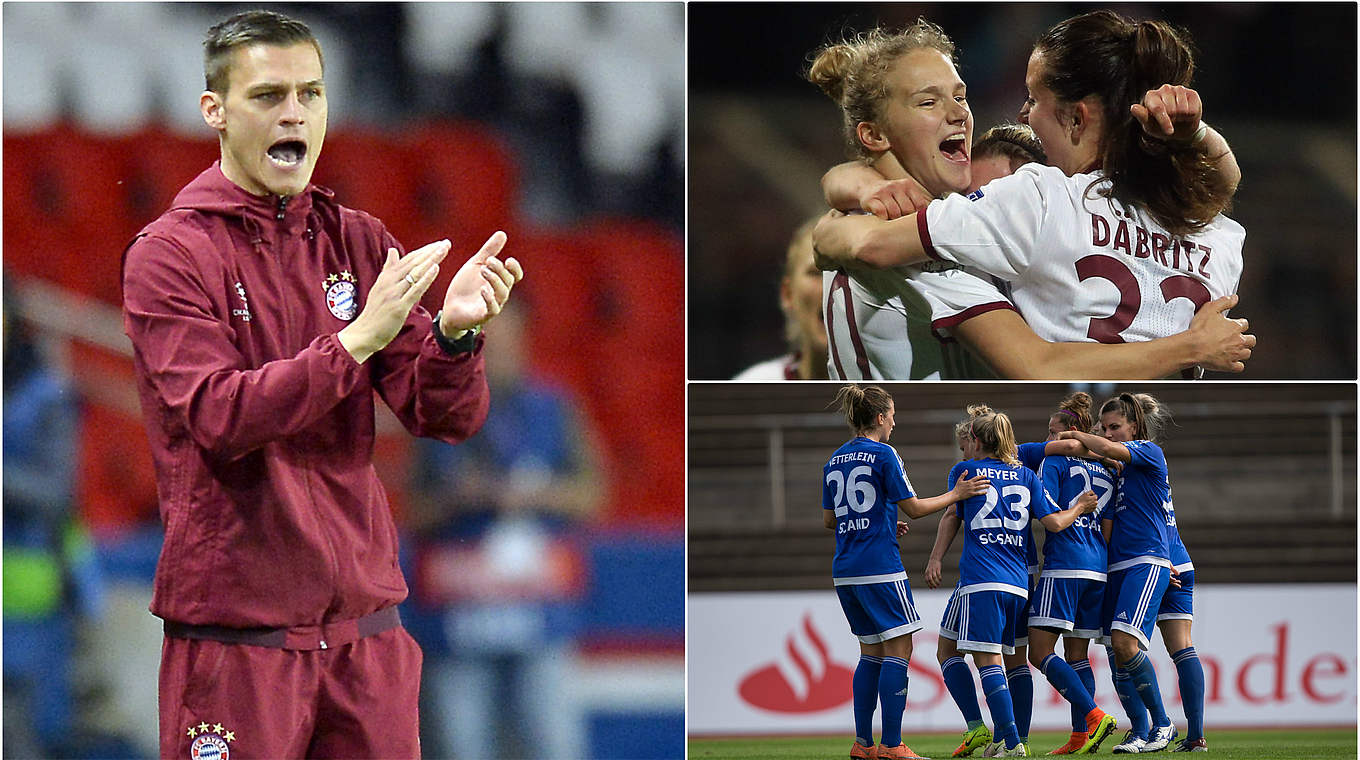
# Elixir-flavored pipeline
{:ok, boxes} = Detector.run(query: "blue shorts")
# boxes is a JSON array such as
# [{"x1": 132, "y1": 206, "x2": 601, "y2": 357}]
[
  {"x1": 1157, "y1": 568, "x2": 1194, "y2": 621},
  {"x1": 1028, "y1": 575, "x2": 1106, "y2": 639},
  {"x1": 1103, "y1": 564, "x2": 1171, "y2": 649},
  {"x1": 836, "y1": 576, "x2": 925, "y2": 644},
  {"x1": 941, "y1": 589, "x2": 1026, "y2": 655}
]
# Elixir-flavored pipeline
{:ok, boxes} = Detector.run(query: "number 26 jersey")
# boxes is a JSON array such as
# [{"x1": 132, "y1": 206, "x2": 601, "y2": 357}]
[{"x1": 822, "y1": 437, "x2": 914, "y2": 582}]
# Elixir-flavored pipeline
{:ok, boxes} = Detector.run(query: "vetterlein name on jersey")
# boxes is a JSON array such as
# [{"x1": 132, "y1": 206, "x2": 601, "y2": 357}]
[
  {"x1": 1091, "y1": 211, "x2": 1214, "y2": 281},
  {"x1": 829, "y1": 451, "x2": 878, "y2": 466}
]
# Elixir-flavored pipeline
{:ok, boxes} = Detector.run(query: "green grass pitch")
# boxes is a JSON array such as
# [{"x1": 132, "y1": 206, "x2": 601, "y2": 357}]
[{"x1": 688, "y1": 728, "x2": 1357, "y2": 759}]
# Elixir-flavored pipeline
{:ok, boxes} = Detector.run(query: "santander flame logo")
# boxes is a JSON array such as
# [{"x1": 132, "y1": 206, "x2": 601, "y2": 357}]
[{"x1": 738, "y1": 613, "x2": 856, "y2": 713}]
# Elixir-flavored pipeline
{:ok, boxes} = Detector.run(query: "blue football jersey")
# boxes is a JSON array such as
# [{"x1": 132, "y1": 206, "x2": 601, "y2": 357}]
[
  {"x1": 949, "y1": 457, "x2": 1049, "y2": 597},
  {"x1": 1107, "y1": 440, "x2": 1173, "y2": 569},
  {"x1": 1166, "y1": 492, "x2": 1192, "y2": 569},
  {"x1": 1034, "y1": 455, "x2": 1111, "y2": 576},
  {"x1": 1017, "y1": 441, "x2": 1047, "y2": 472},
  {"x1": 823, "y1": 437, "x2": 915, "y2": 580}
]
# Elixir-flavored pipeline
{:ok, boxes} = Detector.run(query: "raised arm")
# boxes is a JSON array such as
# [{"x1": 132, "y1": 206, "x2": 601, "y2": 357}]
[
  {"x1": 1131, "y1": 84, "x2": 1239, "y2": 195},
  {"x1": 950, "y1": 298, "x2": 1253, "y2": 378},
  {"x1": 897, "y1": 469, "x2": 990, "y2": 519},
  {"x1": 1058, "y1": 430, "x2": 1132, "y2": 463},
  {"x1": 812, "y1": 209, "x2": 929, "y2": 271}
]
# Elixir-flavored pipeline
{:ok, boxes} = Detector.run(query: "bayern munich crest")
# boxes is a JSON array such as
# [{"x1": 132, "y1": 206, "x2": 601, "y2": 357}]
[
  {"x1": 186, "y1": 720, "x2": 235, "y2": 759},
  {"x1": 323, "y1": 270, "x2": 358, "y2": 321}
]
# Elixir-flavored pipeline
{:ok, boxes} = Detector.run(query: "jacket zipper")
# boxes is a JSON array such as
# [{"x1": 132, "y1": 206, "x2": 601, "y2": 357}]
[{"x1": 271, "y1": 196, "x2": 344, "y2": 611}]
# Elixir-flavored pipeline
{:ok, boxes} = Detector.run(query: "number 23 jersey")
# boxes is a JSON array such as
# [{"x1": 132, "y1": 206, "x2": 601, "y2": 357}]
[
  {"x1": 949, "y1": 457, "x2": 1051, "y2": 597},
  {"x1": 918, "y1": 163, "x2": 1244, "y2": 349},
  {"x1": 823, "y1": 437, "x2": 914, "y2": 581}
]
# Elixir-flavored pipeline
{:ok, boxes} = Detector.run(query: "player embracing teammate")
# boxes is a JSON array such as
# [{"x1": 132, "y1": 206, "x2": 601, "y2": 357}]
[
  {"x1": 1058, "y1": 393, "x2": 1203, "y2": 753},
  {"x1": 1023, "y1": 393, "x2": 1121, "y2": 754}
]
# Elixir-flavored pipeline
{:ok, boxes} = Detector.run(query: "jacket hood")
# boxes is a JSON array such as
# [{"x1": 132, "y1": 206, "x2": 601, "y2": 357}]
[{"x1": 168, "y1": 161, "x2": 334, "y2": 221}]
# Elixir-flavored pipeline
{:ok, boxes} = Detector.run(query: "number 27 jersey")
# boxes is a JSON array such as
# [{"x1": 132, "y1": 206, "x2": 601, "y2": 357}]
[
  {"x1": 823, "y1": 437, "x2": 914, "y2": 581},
  {"x1": 920, "y1": 163, "x2": 1244, "y2": 351}
]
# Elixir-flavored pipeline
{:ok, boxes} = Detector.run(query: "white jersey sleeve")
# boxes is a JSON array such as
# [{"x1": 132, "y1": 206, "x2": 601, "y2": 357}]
[
  {"x1": 919, "y1": 165, "x2": 1050, "y2": 280},
  {"x1": 905, "y1": 265, "x2": 1017, "y2": 332}
]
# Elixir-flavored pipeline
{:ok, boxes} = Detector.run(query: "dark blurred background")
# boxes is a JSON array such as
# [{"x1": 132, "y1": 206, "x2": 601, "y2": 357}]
[
  {"x1": 3, "y1": 3, "x2": 682, "y2": 758},
  {"x1": 688, "y1": 2, "x2": 1357, "y2": 379}
]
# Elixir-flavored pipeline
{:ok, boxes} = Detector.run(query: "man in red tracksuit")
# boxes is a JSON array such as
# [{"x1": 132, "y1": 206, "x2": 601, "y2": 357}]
[{"x1": 120, "y1": 11, "x2": 523, "y2": 758}]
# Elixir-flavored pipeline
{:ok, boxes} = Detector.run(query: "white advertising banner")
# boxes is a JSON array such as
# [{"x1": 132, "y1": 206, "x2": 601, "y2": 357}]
[{"x1": 687, "y1": 585, "x2": 1356, "y2": 735}]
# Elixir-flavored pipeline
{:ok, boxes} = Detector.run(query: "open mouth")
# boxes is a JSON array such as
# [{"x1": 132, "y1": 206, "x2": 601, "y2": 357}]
[
  {"x1": 939, "y1": 135, "x2": 968, "y2": 164},
  {"x1": 267, "y1": 138, "x2": 308, "y2": 169}
]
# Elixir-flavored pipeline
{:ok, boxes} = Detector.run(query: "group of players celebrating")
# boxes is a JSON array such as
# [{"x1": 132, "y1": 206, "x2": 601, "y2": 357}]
[
  {"x1": 737, "y1": 9, "x2": 1256, "y2": 381},
  {"x1": 824, "y1": 386, "x2": 1205, "y2": 759}
]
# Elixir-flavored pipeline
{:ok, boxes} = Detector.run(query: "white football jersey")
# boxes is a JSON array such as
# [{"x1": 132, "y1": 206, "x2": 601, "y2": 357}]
[
  {"x1": 920, "y1": 163, "x2": 1245, "y2": 349},
  {"x1": 823, "y1": 262, "x2": 1013, "y2": 380}
]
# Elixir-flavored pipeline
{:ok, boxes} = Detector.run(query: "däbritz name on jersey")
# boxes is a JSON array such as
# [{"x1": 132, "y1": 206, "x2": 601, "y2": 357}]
[{"x1": 1091, "y1": 211, "x2": 1214, "y2": 281}]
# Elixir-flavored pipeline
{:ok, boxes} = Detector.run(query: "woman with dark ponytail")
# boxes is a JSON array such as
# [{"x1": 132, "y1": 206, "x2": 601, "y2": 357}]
[{"x1": 814, "y1": 11, "x2": 1253, "y2": 379}]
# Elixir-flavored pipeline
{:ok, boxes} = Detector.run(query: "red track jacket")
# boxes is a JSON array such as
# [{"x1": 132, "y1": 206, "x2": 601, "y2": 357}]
[{"x1": 122, "y1": 162, "x2": 489, "y2": 629}]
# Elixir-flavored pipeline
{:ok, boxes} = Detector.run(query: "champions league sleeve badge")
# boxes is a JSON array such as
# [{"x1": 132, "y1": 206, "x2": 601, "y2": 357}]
[
  {"x1": 186, "y1": 720, "x2": 235, "y2": 759},
  {"x1": 323, "y1": 270, "x2": 359, "y2": 321}
]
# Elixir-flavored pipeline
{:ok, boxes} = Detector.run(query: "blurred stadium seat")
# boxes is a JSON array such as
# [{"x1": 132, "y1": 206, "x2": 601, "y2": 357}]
[{"x1": 402, "y1": 2, "x2": 498, "y2": 77}]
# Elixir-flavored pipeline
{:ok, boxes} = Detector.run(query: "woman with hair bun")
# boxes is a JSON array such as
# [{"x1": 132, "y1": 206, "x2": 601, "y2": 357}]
[
  {"x1": 814, "y1": 11, "x2": 1255, "y2": 380},
  {"x1": 823, "y1": 385, "x2": 989, "y2": 760}
]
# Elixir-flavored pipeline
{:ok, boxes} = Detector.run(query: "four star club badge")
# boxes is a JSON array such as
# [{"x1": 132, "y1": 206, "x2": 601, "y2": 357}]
[
  {"x1": 323, "y1": 270, "x2": 358, "y2": 321},
  {"x1": 186, "y1": 720, "x2": 235, "y2": 760}
]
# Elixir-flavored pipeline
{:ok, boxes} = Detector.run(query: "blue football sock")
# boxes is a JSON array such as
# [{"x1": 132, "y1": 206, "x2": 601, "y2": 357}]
[
  {"x1": 1172, "y1": 647, "x2": 1205, "y2": 740},
  {"x1": 942, "y1": 656, "x2": 983, "y2": 725},
  {"x1": 1006, "y1": 664, "x2": 1033, "y2": 742},
  {"x1": 1041, "y1": 654, "x2": 1097, "y2": 719},
  {"x1": 979, "y1": 664, "x2": 1019, "y2": 749},
  {"x1": 1122, "y1": 650, "x2": 1171, "y2": 727},
  {"x1": 853, "y1": 655, "x2": 883, "y2": 746},
  {"x1": 1108, "y1": 646, "x2": 1149, "y2": 738},
  {"x1": 878, "y1": 657, "x2": 910, "y2": 747},
  {"x1": 1068, "y1": 657, "x2": 1097, "y2": 732}
]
